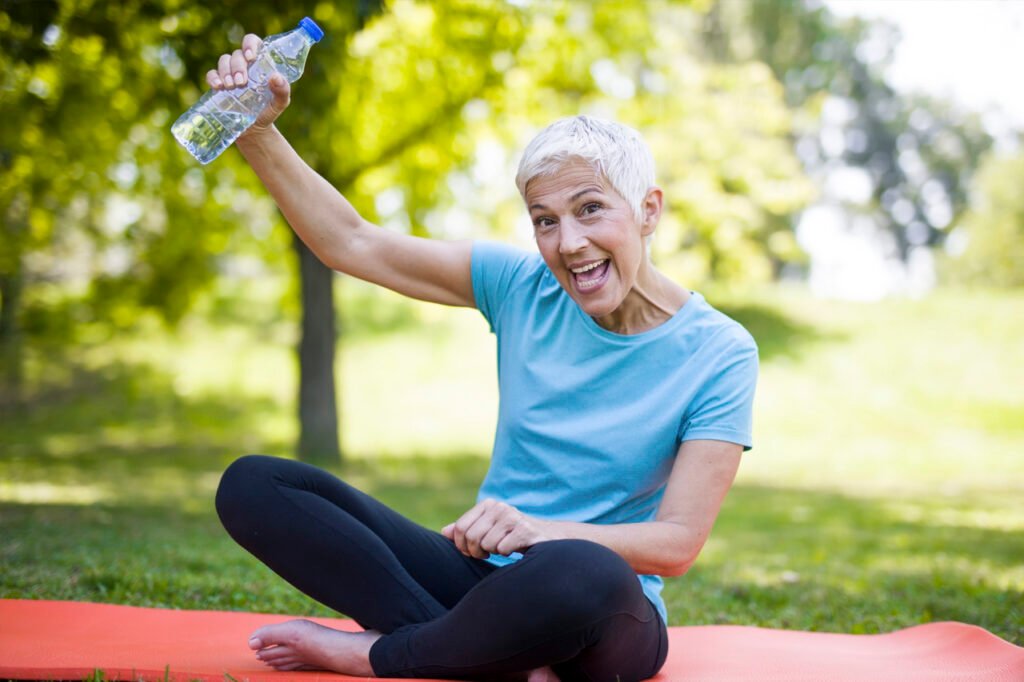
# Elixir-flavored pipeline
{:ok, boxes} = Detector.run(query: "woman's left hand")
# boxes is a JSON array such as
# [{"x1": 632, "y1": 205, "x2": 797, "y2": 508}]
[{"x1": 442, "y1": 499, "x2": 554, "y2": 559}]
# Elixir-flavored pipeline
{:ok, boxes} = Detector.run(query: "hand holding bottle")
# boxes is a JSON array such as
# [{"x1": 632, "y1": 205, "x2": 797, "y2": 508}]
[
  {"x1": 206, "y1": 34, "x2": 291, "y2": 138},
  {"x1": 171, "y1": 17, "x2": 323, "y2": 164}
]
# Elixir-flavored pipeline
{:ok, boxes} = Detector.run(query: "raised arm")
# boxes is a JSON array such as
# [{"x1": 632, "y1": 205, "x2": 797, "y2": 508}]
[{"x1": 208, "y1": 34, "x2": 475, "y2": 307}]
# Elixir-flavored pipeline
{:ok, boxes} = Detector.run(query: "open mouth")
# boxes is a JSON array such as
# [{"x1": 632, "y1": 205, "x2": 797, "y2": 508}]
[{"x1": 571, "y1": 259, "x2": 611, "y2": 292}]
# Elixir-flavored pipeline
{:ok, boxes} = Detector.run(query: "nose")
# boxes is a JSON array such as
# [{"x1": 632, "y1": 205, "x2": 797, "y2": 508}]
[{"x1": 558, "y1": 218, "x2": 588, "y2": 255}]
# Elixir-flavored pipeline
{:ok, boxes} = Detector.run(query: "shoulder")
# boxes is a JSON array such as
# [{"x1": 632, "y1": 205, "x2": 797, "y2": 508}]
[
  {"x1": 472, "y1": 241, "x2": 543, "y2": 275},
  {"x1": 471, "y1": 241, "x2": 551, "y2": 327},
  {"x1": 682, "y1": 293, "x2": 758, "y2": 357}
]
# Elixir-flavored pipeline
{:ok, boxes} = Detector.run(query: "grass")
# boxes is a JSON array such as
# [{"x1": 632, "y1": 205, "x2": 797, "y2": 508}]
[{"x1": 1, "y1": 282, "x2": 1022, "y2": 646}]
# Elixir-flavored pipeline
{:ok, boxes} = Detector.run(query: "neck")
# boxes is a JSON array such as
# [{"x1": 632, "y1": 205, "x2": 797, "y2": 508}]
[{"x1": 593, "y1": 260, "x2": 689, "y2": 335}]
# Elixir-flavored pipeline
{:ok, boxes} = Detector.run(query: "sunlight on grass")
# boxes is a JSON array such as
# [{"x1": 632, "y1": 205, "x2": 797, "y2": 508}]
[
  {"x1": 0, "y1": 481, "x2": 108, "y2": 505},
  {"x1": 2, "y1": 284, "x2": 1022, "y2": 643},
  {"x1": 0, "y1": 466, "x2": 222, "y2": 510},
  {"x1": 729, "y1": 286, "x2": 1024, "y2": 496},
  {"x1": 882, "y1": 500, "x2": 1024, "y2": 532},
  {"x1": 340, "y1": 302, "x2": 498, "y2": 458}
]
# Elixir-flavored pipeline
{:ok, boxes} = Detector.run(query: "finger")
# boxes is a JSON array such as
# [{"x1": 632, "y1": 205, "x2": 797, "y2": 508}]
[
  {"x1": 480, "y1": 506, "x2": 524, "y2": 555},
  {"x1": 266, "y1": 75, "x2": 291, "y2": 116},
  {"x1": 229, "y1": 48, "x2": 247, "y2": 87},
  {"x1": 450, "y1": 503, "x2": 486, "y2": 552},
  {"x1": 479, "y1": 521, "x2": 515, "y2": 556},
  {"x1": 242, "y1": 33, "x2": 263, "y2": 61},
  {"x1": 451, "y1": 501, "x2": 493, "y2": 555},
  {"x1": 268, "y1": 74, "x2": 291, "y2": 99},
  {"x1": 441, "y1": 523, "x2": 454, "y2": 540},
  {"x1": 218, "y1": 53, "x2": 233, "y2": 87},
  {"x1": 495, "y1": 526, "x2": 529, "y2": 556},
  {"x1": 463, "y1": 504, "x2": 509, "y2": 558},
  {"x1": 470, "y1": 504, "x2": 517, "y2": 554},
  {"x1": 206, "y1": 69, "x2": 223, "y2": 89}
]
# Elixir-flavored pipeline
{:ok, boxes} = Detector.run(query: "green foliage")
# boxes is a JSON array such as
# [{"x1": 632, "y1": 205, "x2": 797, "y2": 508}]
[
  {"x1": 398, "y1": 1, "x2": 815, "y2": 283},
  {"x1": 1, "y1": 0, "x2": 820, "y2": 431},
  {"x1": 0, "y1": 0, "x2": 813, "y2": 344},
  {"x1": 0, "y1": 1, "x2": 302, "y2": 347},
  {"x1": 705, "y1": 0, "x2": 993, "y2": 261},
  {"x1": 942, "y1": 151, "x2": 1024, "y2": 288}
]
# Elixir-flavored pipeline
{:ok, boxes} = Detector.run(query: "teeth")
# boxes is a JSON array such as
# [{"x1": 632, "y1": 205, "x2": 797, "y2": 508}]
[{"x1": 571, "y1": 260, "x2": 607, "y2": 274}]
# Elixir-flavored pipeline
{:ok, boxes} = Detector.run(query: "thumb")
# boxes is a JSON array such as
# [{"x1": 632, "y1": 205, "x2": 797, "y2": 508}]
[
  {"x1": 269, "y1": 73, "x2": 291, "y2": 101},
  {"x1": 441, "y1": 523, "x2": 454, "y2": 539}
]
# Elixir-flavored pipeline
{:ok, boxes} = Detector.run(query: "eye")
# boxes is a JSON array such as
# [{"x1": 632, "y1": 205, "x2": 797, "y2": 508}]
[
  {"x1": 533, "y1": 216, "x2": 557, "y2": 231},
  {"x1": 581, "y1": 202, "x2": 602, "y2": 215}
]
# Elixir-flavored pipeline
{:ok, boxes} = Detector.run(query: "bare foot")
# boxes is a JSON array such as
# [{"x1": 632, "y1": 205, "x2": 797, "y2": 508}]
[
  {"x1": 248, "y1": 618, "x2": 380, "y2": 675},
  {"x1": 527, "y1": 665, "x2": 560, "y2": 682}
]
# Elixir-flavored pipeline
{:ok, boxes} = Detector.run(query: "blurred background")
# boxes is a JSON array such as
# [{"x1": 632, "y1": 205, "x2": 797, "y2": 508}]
[{"x1": 1, "y1": 0, "x2": 1021, "y2": 643}]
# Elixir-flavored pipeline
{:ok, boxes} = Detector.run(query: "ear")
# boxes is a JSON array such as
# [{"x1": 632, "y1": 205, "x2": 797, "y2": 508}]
[{"x1": 640, "y1": 186, "x2": 663, "y2": 237}]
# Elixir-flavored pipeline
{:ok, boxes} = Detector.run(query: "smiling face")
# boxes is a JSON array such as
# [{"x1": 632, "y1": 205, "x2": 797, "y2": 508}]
[{"x1": 526, "y1": 158, "x2": 663, "y2": 329}]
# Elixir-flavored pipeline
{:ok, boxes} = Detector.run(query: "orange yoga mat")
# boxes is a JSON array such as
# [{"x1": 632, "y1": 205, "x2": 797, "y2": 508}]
[{"x1": 1, "y1": 599, "x2": 1022, "y2": 681}]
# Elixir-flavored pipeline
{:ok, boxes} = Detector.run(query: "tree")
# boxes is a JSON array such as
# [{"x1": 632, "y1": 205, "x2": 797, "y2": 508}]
[
  {"x1": 942, "y1": 150, "x2": 1024, "y2": 288},
  {"x1": 402, "y1": 1, "x2": 814, "y2": 284},
  {"x1": 0, "y1": 0, "x2": 383, "y2": 464},
  {"x1": 2, "y1": 0, "x2": 814, "y2": 465},
  {"x1": 0, "y1": 0, "x2": 527, "y2": 464},
  {"x1": 702, "y1": 0, "x2": 993, "y2": 266}
]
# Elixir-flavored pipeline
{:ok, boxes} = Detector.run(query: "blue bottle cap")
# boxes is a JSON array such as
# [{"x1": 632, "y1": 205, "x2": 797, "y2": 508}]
[{"x1": 299, "y1": 17, "x2": 324, "y2": 43}]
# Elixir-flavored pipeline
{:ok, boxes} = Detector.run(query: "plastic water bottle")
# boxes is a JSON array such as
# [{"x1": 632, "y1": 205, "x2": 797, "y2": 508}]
[{"x1": 172, "y1": 17, "x2": 324, "y2": 164}]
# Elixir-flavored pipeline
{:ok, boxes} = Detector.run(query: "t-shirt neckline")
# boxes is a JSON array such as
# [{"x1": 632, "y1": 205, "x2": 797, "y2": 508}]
[{"x1": 570, "y1": 287, "x2": 703, "y2": 343}]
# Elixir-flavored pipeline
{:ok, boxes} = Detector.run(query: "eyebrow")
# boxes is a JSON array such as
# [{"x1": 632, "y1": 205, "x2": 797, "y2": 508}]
[{"x1": 528, "y1": 186, "x2": 605, "y2": 212}]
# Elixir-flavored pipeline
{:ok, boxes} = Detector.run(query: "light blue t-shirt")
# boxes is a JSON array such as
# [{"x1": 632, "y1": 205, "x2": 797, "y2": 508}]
[{"x1": 470, "y1": 241, "x2": 758, "y2": 624}]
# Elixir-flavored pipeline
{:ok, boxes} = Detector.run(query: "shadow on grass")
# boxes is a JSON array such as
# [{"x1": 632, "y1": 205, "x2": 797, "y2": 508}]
[
  {"x1": 0, "y1": 349, "x2": 491, "y2": 515},
  {"x1": 1, "y1": 359, "x2": 286, "y2": 471},
  {"x1": 715, "y1": 301, "x2": 845, "y2": 361},
  {"x1": 0, "y1": 453, "x2": 490, "y2": 617}
]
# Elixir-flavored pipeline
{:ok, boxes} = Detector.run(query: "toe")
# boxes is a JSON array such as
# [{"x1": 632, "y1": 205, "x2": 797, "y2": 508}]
[
  {"x1": 258, "y1": 645, "x2": 296, "y2": 663},
  {"x1": 250, "y1": 619, "x2": 312, "y2": 649}
]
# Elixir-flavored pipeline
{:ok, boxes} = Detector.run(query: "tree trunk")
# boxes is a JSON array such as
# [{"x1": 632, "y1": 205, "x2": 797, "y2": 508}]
[
  {"x1": 293, "y1": 232, "x2": 342, "y2": 467},
  {"x1": 0, "y1": 265, "x2": 24, "y2": 401}
]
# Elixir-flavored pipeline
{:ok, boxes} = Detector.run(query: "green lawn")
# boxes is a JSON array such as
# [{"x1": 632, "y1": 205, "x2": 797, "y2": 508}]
[{"x1": 1, "y1": 283, "x2": 1021, "y2": 645}]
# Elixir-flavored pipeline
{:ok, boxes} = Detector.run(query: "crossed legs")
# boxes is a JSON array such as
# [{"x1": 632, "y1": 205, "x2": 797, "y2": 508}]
[{"x1": 215, "y1": 455, "x2": 667, "y2": 681}]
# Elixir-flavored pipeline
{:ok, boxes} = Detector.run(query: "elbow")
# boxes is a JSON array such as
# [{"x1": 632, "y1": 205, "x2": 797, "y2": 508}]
[
  {"x1": 634, "y1": 522, "x2": 707, "y2": 576},
  {"x1": 305, "y1": 219, "x2": 371, "y2": 274},
  {"x1": 658, "y1": 556, "x2": 696, "y2": 578},
  {"x1": 652, "y1": 530, "x2": 704, "y2": 577},
  {"x1": 649, "y1": 545, "x2": 699, "y2": 577}
]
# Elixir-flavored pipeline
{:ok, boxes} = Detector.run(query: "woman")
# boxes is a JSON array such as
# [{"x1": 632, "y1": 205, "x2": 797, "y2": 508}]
[{"x1": 212, "y1": 33, "x2": 758, "y2": 682}]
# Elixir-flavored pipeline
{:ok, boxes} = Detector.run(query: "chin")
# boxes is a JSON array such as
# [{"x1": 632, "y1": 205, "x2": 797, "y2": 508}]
[{"x1": 573, "y1": 293, "x2": 621, "y2": 319}]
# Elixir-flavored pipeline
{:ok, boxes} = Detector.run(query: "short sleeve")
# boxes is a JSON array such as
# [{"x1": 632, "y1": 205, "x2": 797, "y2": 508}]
[
  {"x1": 679, "y1": 334, "x2": 759, "y2": 451},
  {"x1": 471, "y1": 241, "x2": 535, "y2": 333}
]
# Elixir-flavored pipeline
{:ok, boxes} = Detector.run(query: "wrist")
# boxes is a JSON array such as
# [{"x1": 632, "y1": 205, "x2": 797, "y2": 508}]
[
  {"x1": 237, "y1": 124, "x2": 280, "y2": 151},
  {"x1": 536, "y1": 518, "x2": 564, "y2": 543}
]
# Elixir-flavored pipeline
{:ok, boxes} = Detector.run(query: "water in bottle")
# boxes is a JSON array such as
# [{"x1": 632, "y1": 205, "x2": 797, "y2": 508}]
[{"x1": 172, "y1": 17, "x2": 324, "y2": 164}]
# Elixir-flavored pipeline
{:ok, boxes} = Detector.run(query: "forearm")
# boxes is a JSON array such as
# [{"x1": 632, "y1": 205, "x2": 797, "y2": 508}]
[
  {"x1": 235, "y1": 126, "x2": 369, "y2": 274},
  {"x1": 538, "y1": 518, "x2": 706, "y2": 577},
  {"x1": 234, "y1": 126, "x2": 474, "y2": 306}
]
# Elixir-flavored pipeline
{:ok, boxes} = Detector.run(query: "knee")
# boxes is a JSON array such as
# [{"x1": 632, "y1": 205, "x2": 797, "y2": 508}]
[
  {"x1": 214, "y1": 454, "x2": 279, "y2": 530},
  {"x1": 526, "y1": 539, "x2": 642, "y2": 620}
]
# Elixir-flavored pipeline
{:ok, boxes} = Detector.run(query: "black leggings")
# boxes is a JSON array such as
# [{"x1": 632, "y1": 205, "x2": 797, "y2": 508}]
[{"x1": 215, "y1": 455, "x2": 668, "y2": 681}]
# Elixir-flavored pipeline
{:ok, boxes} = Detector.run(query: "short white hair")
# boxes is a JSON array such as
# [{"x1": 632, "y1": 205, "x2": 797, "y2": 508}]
[{"x1": 515, "y1": 115, "x2": 656, "y2": 223}]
